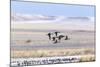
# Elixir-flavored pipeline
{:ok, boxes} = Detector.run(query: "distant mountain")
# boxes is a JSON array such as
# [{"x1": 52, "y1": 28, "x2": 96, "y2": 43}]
[
  {"x1": 11, "y1": 13, "x2": 94, "y2": 23},
  {"x1": 11, "y1": 13, "x2": 57, "y2": 21},
  {"x1": 11, "y1": 13, "x2": 95, "y2": 31}
]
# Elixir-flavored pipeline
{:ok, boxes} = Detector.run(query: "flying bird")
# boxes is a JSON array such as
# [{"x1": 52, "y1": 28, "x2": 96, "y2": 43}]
[
  {"x1": 54, "y1": 31, "x2": 60, "y2": 37},
  {"x1": 47, "y1": 33, "x2": 52, "y2": 40}
]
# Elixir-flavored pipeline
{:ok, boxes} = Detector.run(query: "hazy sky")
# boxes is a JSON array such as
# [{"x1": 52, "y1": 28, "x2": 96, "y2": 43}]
[{"x1": 11, "y1": 1, "x2": 95, "y2": 17}]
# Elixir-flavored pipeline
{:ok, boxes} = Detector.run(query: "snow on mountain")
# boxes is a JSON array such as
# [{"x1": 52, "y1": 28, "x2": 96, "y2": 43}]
[
  {"x1": 11, "y1": 13, "x2": 57, "y2": 22},
  {"x1": 11, "y1": 13, "x2": 95, "y2": 31},
  {"x1": 11, "y1": 13, "x2": 94, "y2": 23}
]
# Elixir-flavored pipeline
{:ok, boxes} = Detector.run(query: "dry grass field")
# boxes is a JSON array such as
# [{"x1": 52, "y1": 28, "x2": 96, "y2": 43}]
[
  {"x1": 11, "y1": 48, "x2": 95, "y2": 62},
  {"x1": 11, "y1": 30, "x2": 95, "y2": 62}
]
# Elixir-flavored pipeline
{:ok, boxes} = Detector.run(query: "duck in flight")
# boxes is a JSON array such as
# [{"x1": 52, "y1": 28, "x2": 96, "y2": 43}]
[
  {"x1": 54, "y1": 31, "x2": 60, "y2": 37},
  {"x1": 47, "y1": 32, "x2": 52, "y2": 40},
  {"x1": 65, "y1": 35, "x2": 69, "y2": 40}
]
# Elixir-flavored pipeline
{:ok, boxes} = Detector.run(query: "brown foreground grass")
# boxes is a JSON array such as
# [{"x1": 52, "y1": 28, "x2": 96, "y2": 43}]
[
  {"x1": 11, "y1": 48, "x2": 95, "y2": 62},
  {"x1": 79, "y1": 55, "x2": 95, "y2": 62},
  {"x1": 11, "y1": 48, "x2": 95, "y2": 57}
]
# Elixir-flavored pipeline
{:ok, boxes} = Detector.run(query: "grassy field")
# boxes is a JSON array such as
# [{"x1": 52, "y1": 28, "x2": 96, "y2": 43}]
[
  {"x1": 11, "y1": 30, "x2": 95, "y2": 62},
  {"x1": 11, "y1": 48, "x2": 95, "y2": 58}
]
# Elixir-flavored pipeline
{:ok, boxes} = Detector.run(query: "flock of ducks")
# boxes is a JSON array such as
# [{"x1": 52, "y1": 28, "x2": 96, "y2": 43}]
[
  {"x1": 47, "y1": 31, "x2": 69, "y2": 44},
  {"x1": 25, "y1": 31, "x2": 69, "y2": 44}
]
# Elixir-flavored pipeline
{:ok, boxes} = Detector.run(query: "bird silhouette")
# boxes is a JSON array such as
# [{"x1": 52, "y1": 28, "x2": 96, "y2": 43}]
[
  {"x1": 58, "y1": 35, "x2": 65, "y2": 42},
  {"x1": 54, "y1": 31, "x2": 60, "y2": 37},
  {"x1": 52, "y1": 37, "x2": 56, "y2": 41},
  {"x1": 65, "y1": 35, "x2": 69, "y2": 40},
  {"x1": 54, "y1": 39, "x2": 58, "y2": 44},
  {"x1": 47, "y1": 33, "x2": 52, "y2": 40}
]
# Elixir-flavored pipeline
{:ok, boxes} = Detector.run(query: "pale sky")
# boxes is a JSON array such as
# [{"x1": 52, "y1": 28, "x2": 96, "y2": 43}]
[{"x1": 11, "y1": 1, "x2": 95, "y2": 17}]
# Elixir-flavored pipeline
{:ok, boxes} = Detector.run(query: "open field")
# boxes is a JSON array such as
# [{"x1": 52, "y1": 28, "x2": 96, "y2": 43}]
[
  {"x1": 11, "y1": 30, "x2": 95, "y2": 64},
  {"x1": 11, "y1": 30, "x2": 95, "y2": 50}
]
